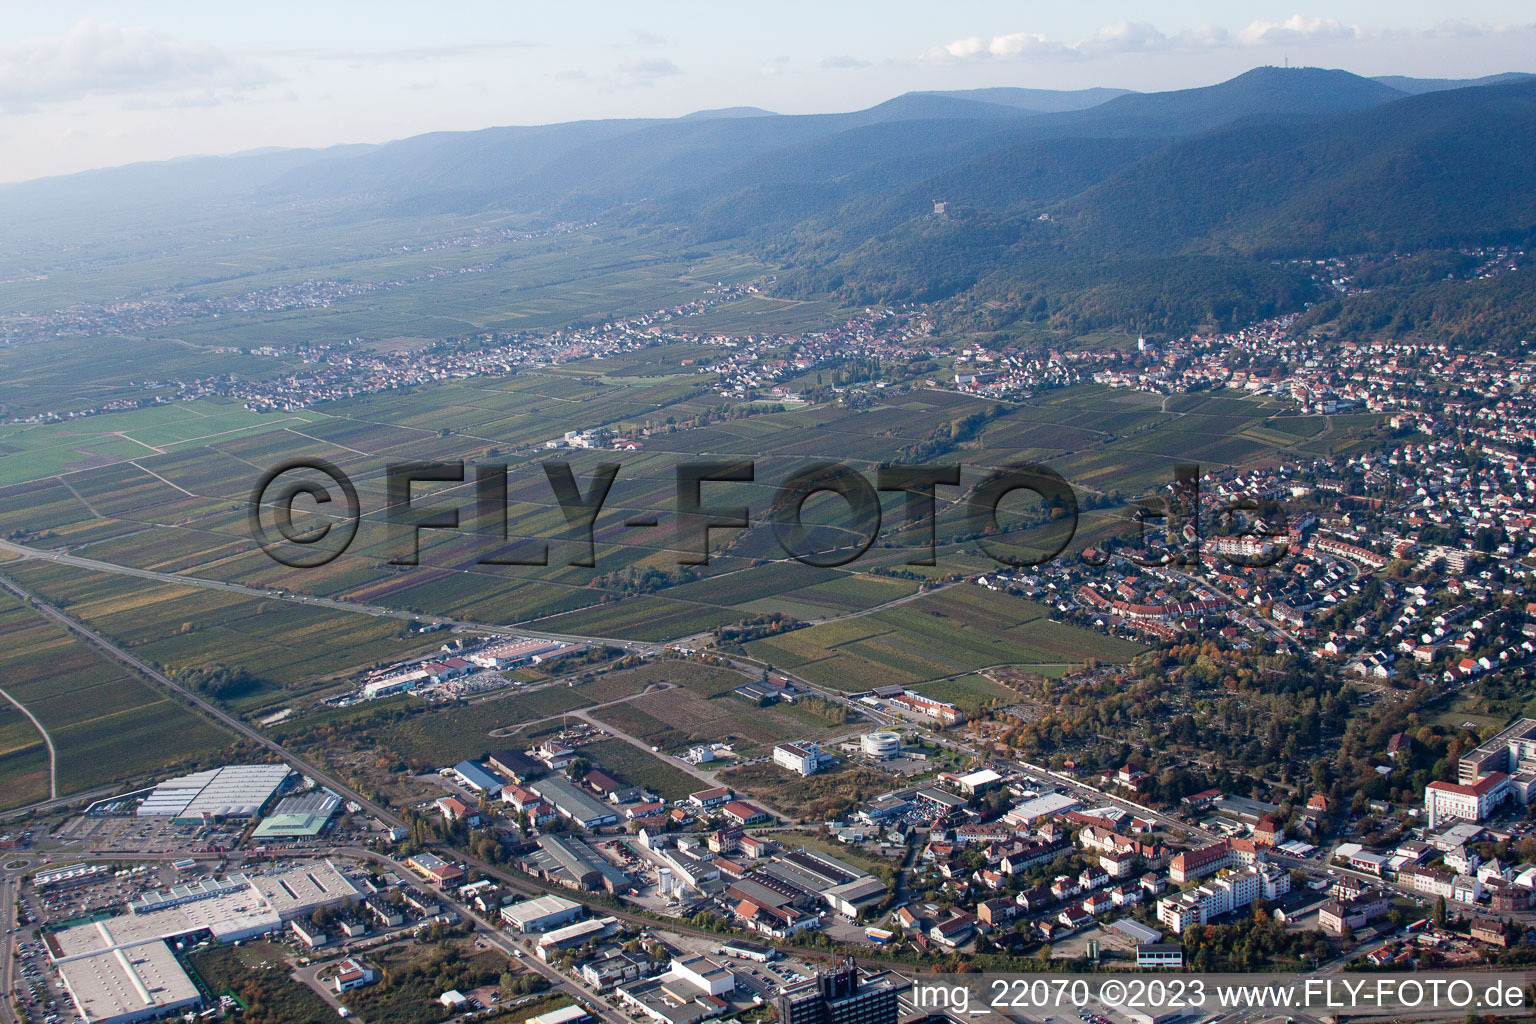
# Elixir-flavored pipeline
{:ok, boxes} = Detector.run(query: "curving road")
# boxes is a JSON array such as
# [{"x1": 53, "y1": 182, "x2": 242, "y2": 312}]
[{"x1": 0, "y1": 687, "x2": 54, "y2": 800}]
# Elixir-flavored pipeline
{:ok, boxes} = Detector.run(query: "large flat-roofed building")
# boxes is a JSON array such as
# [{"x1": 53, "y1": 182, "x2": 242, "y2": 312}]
[
  {"x1": 1002, "y1": 792, "x2": 1081, "y2": 826},
  {"x1": 488, "y1": 749, "x2": 545, "y2": 783},
  {"x1": 616, "y1": 956, "x2": 735, "y2": 1024},
  {"x1": 252, "y1": 860, "x2": 359, "y2": 919},
  {"x1": 34, "y1": 863, "x2": 110, "y2": 891},
  {"x1": 450, "y1": 760, "x2": 506, "y2": 793},
  {"x1": 250, "y1": 788, "x2": 341, "y2": 840},
  {"x1": 537, "y1": 918, "x2": 620, "y2": 960},
  {"x1": 47, "y1": 860, "x2": 360, "y2": 963},
  {"x1": 136, "y1": 764, "x2": 292, "y2": 821},
  {"x1": 50, "y1": 892, "x2": 282, "y2": 959},
  {"x1": 523, "y1": 834, "x2": 629, "y2": 893},
  {"x1": 468, "y1": 638, "x2": 567, "y2": 669},
  {"x1": 126, "y1": 875, "x2": 252, "y2": 915},
  {"x1": 501, "y1": 894, "x2": 584, "y2": 932},
  {"x1": 57, "y1": 939, "x2": 201, "y2": 1024},
  {"x1": 533, "y1": 775, "x2": 619, "y2": 828},
  {"x1": 528, "y1": 1006, "x2": 592, "y2": 1024},
  {"x1": 1459, "y1": 719, "x2": 1536, "y2": 783},
  {"x1": 777, "y1": 961, "x2": 897, "y2": 1024}
]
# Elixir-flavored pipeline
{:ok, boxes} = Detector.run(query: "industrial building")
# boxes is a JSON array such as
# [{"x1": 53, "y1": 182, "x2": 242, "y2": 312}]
[
  {"x1": 450, "y1": 759, "x2": 507, "y2": 793},
  {"x1": 250, "y1": 788, "x2": 342, "y2": 839},
  {"x1": 528, "y1": 1006, "x2": 592, "y2": 1024},
  {"x1": 501, "y1": 894, "x2": 585, "y2": 932},
  {"x1": 1002, "y1": 792, "x2": 1082, "y2": 826},
  {"x1": 521, "y1": 833, "x2": 629, "y2": 892},
  {"x1": 488, "y1": 749, "x2": 545, "y2": 783},
  {"x1": 136, "y1": 764, "x2": 292, "y2": 821},
  {"x1": 616, "y1": 955, "x2": 736, "y2": 1024},
  {"x1": 47, "y1": 860, "x2": 360, "y2": 1023},
  {"x1": 50, "y1": 861, "x2": 360, "y2": 963},
  {"x1": 56, "y1": 938, "x2": 202, "y2": 1024},
  {"x1": 955, "y1": 768, "x2": 1002, "y2": 794},
  {"x1": 537, "y1": 917, "x2": 620, "y2": 960},
  {"x1": 532, "y1": 775, "x2": 619, "y2": 828},
  {"x1": 468, "y1": 638, "x2": 568, "y2": 669}
]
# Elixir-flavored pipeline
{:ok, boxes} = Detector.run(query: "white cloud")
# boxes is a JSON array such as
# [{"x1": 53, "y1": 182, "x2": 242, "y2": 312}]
[
  {"x1": 985, "y1": 32, "x2": 1073, "y2": 58},
  {"x1": 820, "y1": 54, "x2": 870, "y2": 70},
  {"x1": 1423, "y1": 19, "x2": 1536, "y2": 38},
  {"x1": 922, "y1": 12, "x2": 1408, "y2": 63},
  {"x1": 0, "y1": 19, "x2": 272, "y2": 110},
  {"x1": 1076, "y1": 21, "x2": 1170, "y2": 56},
  {"x1": 298, "y1": 42, "x2": 536, "y2": 64},
  {"x1": 616, "y1": 58, "x2": 682, "y2": 88},
  {"x1": 1236, "y1": 15, "x2": 1362, "y2": 46}
]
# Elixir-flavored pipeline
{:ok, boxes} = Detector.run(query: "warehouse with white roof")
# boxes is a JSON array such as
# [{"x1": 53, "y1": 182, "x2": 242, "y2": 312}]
[
  {"x1": 136, "y1": 764, "x2": 292, "y2": 821},
  {"x1": 57, "y1": 939, "x2": 201, "y2": 1024}
]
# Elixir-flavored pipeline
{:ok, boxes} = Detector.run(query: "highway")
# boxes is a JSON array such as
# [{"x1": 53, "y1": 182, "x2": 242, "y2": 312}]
[{"x1": 0, "y1": 573, "x2": 413, "y2": 837}]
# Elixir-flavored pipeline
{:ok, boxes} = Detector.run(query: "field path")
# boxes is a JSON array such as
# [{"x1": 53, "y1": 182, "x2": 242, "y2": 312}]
[
  {"x1": 485, "y1": 681, "x2": 676, "y2": 736},
  {"x1": 0, "y1": 685, "x2": 56, "y2": 799},
  {"x1": 128, "y1": 459, "x2": 195, "y2": 496},
  {"x1": 566, "y1": 704, "x2": 792, "y2": 822}
]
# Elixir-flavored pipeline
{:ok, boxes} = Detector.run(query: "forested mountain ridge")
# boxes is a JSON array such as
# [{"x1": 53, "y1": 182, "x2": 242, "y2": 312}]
[{"x1": 3, "y1": 66, "x2": 1533, "y2": 340}]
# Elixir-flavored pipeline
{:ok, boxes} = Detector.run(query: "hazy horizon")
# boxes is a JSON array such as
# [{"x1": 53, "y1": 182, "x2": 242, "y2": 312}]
[{"x1": 2, "y1": 1, "x2": 1534, "y2": 184}]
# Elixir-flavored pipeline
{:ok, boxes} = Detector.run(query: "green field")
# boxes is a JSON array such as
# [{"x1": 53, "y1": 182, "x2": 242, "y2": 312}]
[
  {"x1": 1, "y1": 559, "x2": 450, "y2": 717},
  {"x1": 581, "y1": 739, "x2": 703, "y2": 801},
  {"x1": 185, "y1": 941, "x2": 334, "y2": 1024},
  {"x1": 746, "y1": 585, "x2": 1144, "y2": 690},
  {"x1": 911, "y1": 673, "x2": 1019, "y2": 714},
  {"x1": 0, "y1": 588, "x2": 233, "y2": 809},
  {"x1": 0, "y1": 335, "x2": 1385, "y2": 774},
  {"x1": 0, "y1": 370, "x2": 1384, "y2": 648}
]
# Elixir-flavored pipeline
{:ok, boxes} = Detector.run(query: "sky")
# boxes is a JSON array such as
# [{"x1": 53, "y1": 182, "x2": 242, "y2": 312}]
[{"x1": 1, "y1": 1, "x2": 1533, "y2": 183}]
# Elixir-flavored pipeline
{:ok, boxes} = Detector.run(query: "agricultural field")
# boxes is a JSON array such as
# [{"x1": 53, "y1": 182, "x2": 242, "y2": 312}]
[
  {"x1": 1, "y1": 559, "x2": 451, "y2": 718},
  {"x1": 745, "y1": 585, "x2": 1144, "y2": 691},
  {"x1": 581, "y1": 738, "x2": 703, "y2": 801},
  {"x1": 283, "y1": 659, "x2": 749, "y2": 771},
  {"x1": 909, "y1": 673, "x2": 1019, "y2": 715},
  {"x1": 721, "y1": 760, "x2": 897, "y2": 820},
  {"x1": 0, "y1": 399, "x2": 327, "y2": 487},
  {"x1": 0, "y1": 588, "x2": 233, "y2": 809},
  {"x1": 0, "y1": 354, "x2": 1386, "y2": 662},
  {"x1": 590, "y1": 679, "x2": 856, "y2": 757}
]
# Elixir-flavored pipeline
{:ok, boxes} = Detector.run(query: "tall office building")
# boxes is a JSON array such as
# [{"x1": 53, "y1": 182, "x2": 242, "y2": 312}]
[{"x1": 777, "y1": 960, "x2": 897, "y2": 1024}]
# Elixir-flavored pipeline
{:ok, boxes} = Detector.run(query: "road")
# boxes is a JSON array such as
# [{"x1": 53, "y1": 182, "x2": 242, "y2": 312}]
[
  {"x1": 0, "y1": 870, "x2": 18, "y2": 1024},
  {"x1": 0, "y1": 536, "x2": 953, "y2": 655},
  {"x1": 0, "y1": 687, "x2": 54, "y2": 800},
  {"x1": 0, "y1": 538, "x2": 654, "y2": 650},
  {"x1": 0, "y1": 572, "x2": 410, "y2": 837}
]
